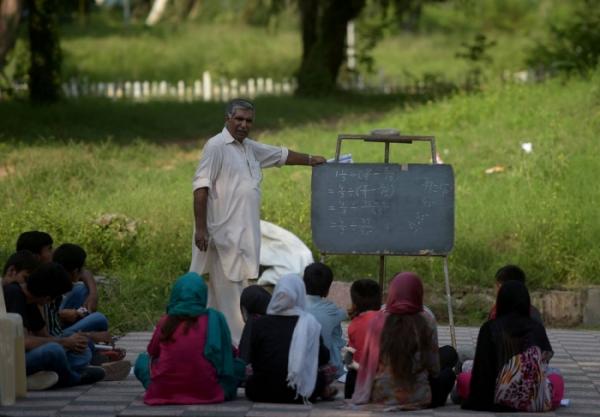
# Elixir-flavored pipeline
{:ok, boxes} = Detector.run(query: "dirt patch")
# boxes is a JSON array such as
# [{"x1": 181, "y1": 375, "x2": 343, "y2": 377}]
[{"x1": 0, "y1": 164, "x2": 15, "y2": 179}]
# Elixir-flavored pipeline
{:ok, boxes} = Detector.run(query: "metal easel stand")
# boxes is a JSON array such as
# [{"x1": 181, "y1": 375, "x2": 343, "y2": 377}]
[{"x1": 326, "y1": 129, "x2": 457, "y2": 348}]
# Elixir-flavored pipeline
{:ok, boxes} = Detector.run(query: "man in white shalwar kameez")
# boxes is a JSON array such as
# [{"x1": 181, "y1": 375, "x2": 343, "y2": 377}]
[{"x1": 190, "y1": 98, "x2": 325, "y2": 345}]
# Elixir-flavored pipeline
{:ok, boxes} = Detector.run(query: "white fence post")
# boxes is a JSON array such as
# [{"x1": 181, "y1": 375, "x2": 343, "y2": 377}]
[
  {"x1": 107, "y1": 82, "x2": 115, "y2": 99},
  {"x1": 194, "y1": 80, "x2": 202, "y2": 99},
  {"x1": 177, "y1": 80, "x2": 185, "y2": 101},
  {"x1": 257, "y1": 78, "x2": 264, "y2": 96},
  {"x1": 124, "y1": 81, "x2": 132, "y2": 98},
  {"x1": 142, "y1": 81, "x2": 150, "y2": 99},
  {"x1": 221, "y1": 79, "x2": 230, "y2": 101},
  {"x1": 58, "y1": 74, "x2": 302, "y2": 101},
  {"x1": 203, "y1": 71, "x2": 212, "y2": 101},
  {"x1": 248, "y1": 78, "x2": 256, "y2": 98},
  {"x1": 116, "y1": 82, "x2": 124, "y2": 99},
  {"x1": 230, "y1": 79, "x2": 238, "y2": 98},
  {"x1": 70, "y1": 78, "x2": 79, "y2": 98},
  {"x1": 133, "y1": 81, "x2": 142, "y2": 99},
  {"x1": 159, "y1": 81, "x2": 167, "y2": 97}
]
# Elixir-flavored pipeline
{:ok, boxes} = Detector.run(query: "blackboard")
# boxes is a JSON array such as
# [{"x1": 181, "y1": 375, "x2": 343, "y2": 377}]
[{"x1": 311, "y1": 163, "x2": 454, "y2": 255}]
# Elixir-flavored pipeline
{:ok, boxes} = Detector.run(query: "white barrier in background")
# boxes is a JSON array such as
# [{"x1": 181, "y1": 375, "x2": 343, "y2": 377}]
[{"x1": 60, "y1": 70, "x2": 297, "y2": 102}]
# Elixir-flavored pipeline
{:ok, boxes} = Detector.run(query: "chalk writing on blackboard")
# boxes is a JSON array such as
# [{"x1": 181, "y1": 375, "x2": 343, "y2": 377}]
[
  {"x1": 329, "y1": 217, "x2": 375, "y2": 236},
  {"x1": 312, "y1": 163, "x2": 455, "y2": 255}
]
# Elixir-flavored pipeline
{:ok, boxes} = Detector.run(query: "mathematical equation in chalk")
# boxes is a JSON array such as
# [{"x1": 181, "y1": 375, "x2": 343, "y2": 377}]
[
  {"x1": 334, "y1": 166, "x2": 397, "y2": 182},
  {"x1": 328, "y1": 218, "x2": 393, "y2": 236}
]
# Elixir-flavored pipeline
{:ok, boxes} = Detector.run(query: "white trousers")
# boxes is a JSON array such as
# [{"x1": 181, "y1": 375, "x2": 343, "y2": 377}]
[{"x1": 206, "y1": 254, "x2": 247, "y2": 347}]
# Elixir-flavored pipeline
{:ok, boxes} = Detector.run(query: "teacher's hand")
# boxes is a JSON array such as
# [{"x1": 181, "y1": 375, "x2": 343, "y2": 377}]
[
  {"x1": 310, "y1": 155, "x2": 326, "y2": 166},
  {"x1": 195, "y1": 228, "x2": 209, "y2": 251}
]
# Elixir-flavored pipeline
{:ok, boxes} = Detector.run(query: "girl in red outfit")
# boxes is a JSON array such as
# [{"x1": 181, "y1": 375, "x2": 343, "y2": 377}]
[
  {"x1": 134, "y1": 272, "x2": 244, "y2": 405},
  {"x1": 352, "y1": 272, "x2": 456, "y2": 410},
  {"x1": 344, "y1": 279, "x2": 382, "y2": 399}
]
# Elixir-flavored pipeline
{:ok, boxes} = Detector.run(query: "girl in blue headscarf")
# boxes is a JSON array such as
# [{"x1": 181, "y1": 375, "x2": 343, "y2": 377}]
[{"x1": 134, "y1": 272, "x2": 244, "y2": 405}]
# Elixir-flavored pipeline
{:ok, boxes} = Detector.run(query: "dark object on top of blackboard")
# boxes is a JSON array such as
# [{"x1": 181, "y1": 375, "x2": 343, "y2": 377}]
[{"x1": 311, "y1": 163, "x2": 454, "y2": 256}]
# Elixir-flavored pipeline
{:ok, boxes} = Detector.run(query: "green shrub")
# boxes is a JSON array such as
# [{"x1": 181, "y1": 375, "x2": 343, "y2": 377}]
[{"x1": 527, "y1": 0, "x2": 600, "y2": 76}]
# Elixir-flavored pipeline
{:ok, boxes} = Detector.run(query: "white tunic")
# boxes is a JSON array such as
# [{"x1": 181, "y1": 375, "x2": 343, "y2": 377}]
[{"x1": 190, "y1": 127, "x2": 288, "y2": 281}]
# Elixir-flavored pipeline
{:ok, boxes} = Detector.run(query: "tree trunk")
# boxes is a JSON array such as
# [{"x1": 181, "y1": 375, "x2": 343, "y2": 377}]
[
  {"x1": 296, "y1": 0, "x2": 365, "y2": 96},
  {"x1": 28, "y1": 0, "x2": 61, "y2": 102},
  {"x1": 0, "y1": 0, "x2": 23, "y2": 70}
]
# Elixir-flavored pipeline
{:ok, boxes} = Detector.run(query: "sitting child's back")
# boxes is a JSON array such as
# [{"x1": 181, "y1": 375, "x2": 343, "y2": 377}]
[
  {"x1": 144, "y1": 314, "x2": 223, "y2": 405},
  {"x1": 134, "y1": 273, "x2": 242, "y2": 405},
  {"x1": 303, "y1": 263, "x2": 347, "y2": 378}
]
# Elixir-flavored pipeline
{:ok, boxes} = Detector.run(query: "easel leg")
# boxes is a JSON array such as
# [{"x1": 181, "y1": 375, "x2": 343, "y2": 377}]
[
  {"x1": 378, "y1": 255, "x2": 385, "y2": 290},
  {"x1": 443, "y1": 256, "x2": 457, "y2": 349}
]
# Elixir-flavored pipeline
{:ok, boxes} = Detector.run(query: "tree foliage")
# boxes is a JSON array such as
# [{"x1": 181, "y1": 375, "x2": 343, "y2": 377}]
[{"x1": 527, "y1": 0, "x2": 600, "y2": 77}]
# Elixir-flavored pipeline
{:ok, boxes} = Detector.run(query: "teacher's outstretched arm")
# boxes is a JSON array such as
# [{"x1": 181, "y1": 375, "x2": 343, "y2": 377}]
[
  {"x1": 193, "y1": 187, "x2": 209, "y2": 251},
  {"x1": 285, "y1": 150, "x2": 326, "y2": 166}
]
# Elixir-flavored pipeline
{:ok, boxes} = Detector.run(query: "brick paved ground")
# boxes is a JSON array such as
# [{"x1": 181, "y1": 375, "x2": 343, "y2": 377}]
[{"x1": 2, "y1": 326, "x2": 599, "y2": 417}]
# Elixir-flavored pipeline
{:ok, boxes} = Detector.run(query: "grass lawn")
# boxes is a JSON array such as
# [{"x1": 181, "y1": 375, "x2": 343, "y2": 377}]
[
  {"x1": 1, "y1": 73, "x2": 599, "y2": 331},
  {"x1": 59, "y1": 18, "x2": 300, "y2": 82}
]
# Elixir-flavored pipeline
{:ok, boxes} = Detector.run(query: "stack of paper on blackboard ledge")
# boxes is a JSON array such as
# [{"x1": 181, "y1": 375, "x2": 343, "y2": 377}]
[{"x1": 327, "y1": 153, "x2": 353, "y2": 163}]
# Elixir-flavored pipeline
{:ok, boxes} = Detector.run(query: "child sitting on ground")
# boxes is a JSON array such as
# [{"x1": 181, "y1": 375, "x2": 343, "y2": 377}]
[
  {"x1": 16, "y1": 232, "x2": 129, "y2": 380},
  {"x1": 134, "y1": 272, "x2": 244, "y2": 405},
  {"x1": 488, "y1": 264, "x2": 543, "y2": 323},
  {"x1": 51, "y1": 243, "x2": 130, "y2": 380},
  {"x1": 50, "y1": 244, "x2": 110, "y2": 338},
  {"x1": 17, "y1": 232, "x2": 100, "y2": 318},
  {"x1": 352, "y1": 272, "x2": 456, "y2": 410},
  {"x1": 1, "y1": 250, "x2": 40, "y2": 287},
  {"x1": 238, "y1": 285, "x2": 272, "y2": 363},
  {"x1": 3, "y1": 262, "x2": 106, "y2": 388},
  {"x1": 453, "y1": 264, "x2": 549, "y2": 405},
  {"x1": 245, "y1": 273, "x2": 335, "y2": 403},
  {"x1": 16, "y1": 231, "x2": 53, "y2": 263},
  {"x1": 344, "y1": 278, "x2": 381, "y2": 399},
  {"x1": 303, "y1": 262, "x2": 347, "y2": 381},
  {"x1": 461, "y1": 281, "x2": 563, "y2": 412}
]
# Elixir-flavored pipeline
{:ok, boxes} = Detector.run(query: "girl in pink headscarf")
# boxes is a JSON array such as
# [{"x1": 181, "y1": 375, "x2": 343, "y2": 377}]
[{"x1": 351, "y1": 272, "x2": 455, "y2": 410}]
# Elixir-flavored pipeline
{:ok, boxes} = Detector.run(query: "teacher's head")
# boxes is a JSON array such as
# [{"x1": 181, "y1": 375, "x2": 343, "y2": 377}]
[{"x1": 225, "y1": 98, "x2": 254, "y2": 143}]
